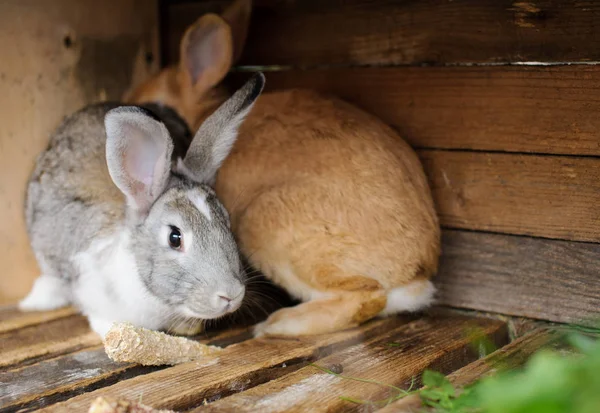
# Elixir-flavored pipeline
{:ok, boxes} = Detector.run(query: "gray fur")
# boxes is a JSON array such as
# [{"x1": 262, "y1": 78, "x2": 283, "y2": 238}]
[
  {"x1": 179, "y1": 73, "x2": 265, "y2": 185},
  {"x1": 24, "y1": 75, "x2": 264, "y2": 331}
]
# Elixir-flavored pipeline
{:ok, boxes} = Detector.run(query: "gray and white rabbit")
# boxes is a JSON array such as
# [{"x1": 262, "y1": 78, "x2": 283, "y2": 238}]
[{"x1": 18, "y1": 73, "x2": 266, "y2": 338}]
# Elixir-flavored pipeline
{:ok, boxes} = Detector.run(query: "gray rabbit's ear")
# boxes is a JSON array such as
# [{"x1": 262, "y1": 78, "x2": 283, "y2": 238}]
[
  {"x1": 105, "y1": 107, "x2": 174, "y2": 216},
  {"x1": 177, "y1": 72, "x2": 265, "y2": 185}
]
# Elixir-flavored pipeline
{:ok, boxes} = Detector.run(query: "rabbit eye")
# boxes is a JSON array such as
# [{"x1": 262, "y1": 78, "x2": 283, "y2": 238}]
[{"x1": 168, "y1": 226, "x2": 182, "y2": 250}]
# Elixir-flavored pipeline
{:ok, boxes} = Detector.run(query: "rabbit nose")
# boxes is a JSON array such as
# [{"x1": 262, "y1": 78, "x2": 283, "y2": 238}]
[
  {"x1": 213, "y1": 292, "x2": 232, "y2": 309},
  {"x1": 217, "y1": 294, "x2": 232, "y2": 303}
]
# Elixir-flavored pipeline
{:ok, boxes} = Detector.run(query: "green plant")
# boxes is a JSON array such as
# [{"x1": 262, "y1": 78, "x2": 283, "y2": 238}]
[
  {"x1": 420, "y1": 332, "x2": 600, "y2": 413},
  {"x1": 315, "y1": 329, "x2": 600, "y2": 413}
]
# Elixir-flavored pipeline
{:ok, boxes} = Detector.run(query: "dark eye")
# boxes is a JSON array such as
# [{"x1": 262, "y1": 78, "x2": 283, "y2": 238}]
[{"x1": 168, "y1": 226, "x2": 182, "y2": 250}]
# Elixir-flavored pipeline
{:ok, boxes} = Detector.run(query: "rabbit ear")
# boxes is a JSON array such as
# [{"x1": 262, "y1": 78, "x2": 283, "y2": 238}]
[
  {"x1": 221, "y1": 0, "x2": 252, "y2": 64},
  {"x1": 177, "y1": 72, "x2": 265, "y2": 185},
  {"x1": 105, "y1": 107, "x2": 174, "y2": 216},
  {"x1": 180, "y1": 13, "x2": 234, "y2": 93}
]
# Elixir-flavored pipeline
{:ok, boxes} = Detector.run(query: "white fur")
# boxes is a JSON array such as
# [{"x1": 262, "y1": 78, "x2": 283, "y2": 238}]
[
  {"x1": 188, "y1": 190, "x2": 211, "y2": 221},
  {"x1": 380, "y1": 279, "x2": 436, "y2": 316},
  {"x1": 19, "y1": 274, "x2": 71, "y2": 311},
  {"x1": 71, "y1": 229, "x2": 171, "y2": 338}
]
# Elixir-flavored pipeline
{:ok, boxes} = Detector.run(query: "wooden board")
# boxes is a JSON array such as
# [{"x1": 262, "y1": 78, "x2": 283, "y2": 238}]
[
  {"x1": 377, "y1": 329, "x2": 557, "y2": 413},
  {"x1": 0, "y1": 315, "x2": 100, "y2": 369},
  {"x1": 0, "y1": 0, "x2": 159, "y2": 305},
  {"x1": 193, "y1": 317, "x2": 507, "y2": 412},
  {"x1": 164, "y1": 0, "x2": 600, "y2": 67},
  {"x1": 38, "y1": 316, "x2": 411, "y2": 411},
  {"x1": 420, "y1": 150, "x2": 600, "y2": 242},
  {"x1": 0, "y1": 326, "x2": 251, "y2": 412},
  {"x1": 0, "y1": 306, "x2": 76, "y2": 334},
  {"x1": 254, "y1": 66, "x2": 600, "y2": 156},
  {"x1": 37, "y1": 315, "x2": 506, "y2": 412},
  {"x1": 436, "y1": 230, "x2": 600, "y2": 325}
]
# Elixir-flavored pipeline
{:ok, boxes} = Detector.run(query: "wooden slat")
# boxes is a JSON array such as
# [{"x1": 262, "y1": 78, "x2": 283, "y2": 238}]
[
  {"x1": 165, "y1": 0, "x2": 600, "y2": 67},
  {"x1": 437, "y1": 230, "x2": 600, "y2": 325},
  {"x1": 420, "y1": 150, "x2": 600, "y2": 242},
  {"x1": 0, "y1": 347, "x2": 140, "y2": 412},
  {"x1": 192, "y1": 316, "x2": 507, "y2": 412},
  {"x1": 0, "y1": 306, "x2": 77, "y2": 334},
  {"x1": 377, "y1": 329, "x2": 556, "y2": 413},
  {"x1": 0, "y1": 326, "x2": 251, "y2": 412},
  {"x1": 252, "y1": 66, "x2": 600, "y2": 156},
  {"x1": 0, "y1": 316, "x2": 100, "y2": 369},
  {"x1": 41, "y1": 315, "x2": 427, "y2": 412}
]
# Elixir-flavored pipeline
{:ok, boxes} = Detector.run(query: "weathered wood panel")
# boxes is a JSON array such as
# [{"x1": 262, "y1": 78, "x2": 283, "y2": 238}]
[
  {"x1": 194, "y1": 317, "x2": 507, "y2": 413},
  {"x1": 0, "y1": 0, "x2": 159, "y2": 305},
  {"x1": 0, "y1": 306, "x2": 76, "y2": 334},
  {"x1": 256, "y1": 66, "x2": 600, "y2": 156},
  {"x1": 40, "y1": 316, "x2": 424, "y2": 411},
  {"x1": 377, "y1": 329, "x2": 557, "y2": 413},
  {"x1": 0, "y1": 316, "x2": 99, "y2": 369},
  {"x1": 0, "y1": 326, "x2": 251, "y2": 412},
  {"x1": 420, "y1": 151, "x2": 600, "y2": 242},
  {"x1": 165, "y1": 0, "x2": 600, "y2": 67},
  {"x1": 437, "y1": 230, "x2": 600, "y2": 325}
]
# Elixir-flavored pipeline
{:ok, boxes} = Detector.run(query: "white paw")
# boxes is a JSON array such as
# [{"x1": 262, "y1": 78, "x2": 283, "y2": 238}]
[
  {"x1": 88, "y1": 317, "x2": 116, "y2": 339},
  {"x1": 18, "y1": 275, "x2": 71, "y2": 311},
  {"x1": 253, "y1": 321, "x2": 267, "y2": 338}
]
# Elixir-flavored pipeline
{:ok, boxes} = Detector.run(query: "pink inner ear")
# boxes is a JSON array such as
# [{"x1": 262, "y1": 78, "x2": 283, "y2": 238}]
[
  {"x1": 127, "y1": 140, "x2": 157, "y2": 187},
  {"x1": 186, "y1": 22, "x2": 228, "y2": 84}
]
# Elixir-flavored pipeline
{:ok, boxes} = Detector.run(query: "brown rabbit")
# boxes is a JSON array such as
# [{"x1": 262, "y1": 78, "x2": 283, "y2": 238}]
[{"x1": 126, "y1": 0, "x2": 440, "y2": 336}]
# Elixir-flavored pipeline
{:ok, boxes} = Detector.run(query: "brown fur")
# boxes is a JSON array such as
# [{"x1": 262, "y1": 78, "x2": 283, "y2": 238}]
[{"x1": 126, "y1": 0, "x2": 440, "y2": 336}]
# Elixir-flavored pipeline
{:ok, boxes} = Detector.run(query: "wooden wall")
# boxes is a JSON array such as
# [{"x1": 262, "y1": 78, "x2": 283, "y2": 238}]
[
  {"x1": 163, "y1": 0, "x2": 600, "y2": 325},
  {"x1": 0, "y1": 0, "x2": 159, "y2": 304}
]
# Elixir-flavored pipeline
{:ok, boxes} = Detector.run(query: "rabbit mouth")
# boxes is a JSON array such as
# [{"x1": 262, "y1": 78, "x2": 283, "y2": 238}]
[{"x1": 178, "y1": 300, "x2": 241, "y2": 320}]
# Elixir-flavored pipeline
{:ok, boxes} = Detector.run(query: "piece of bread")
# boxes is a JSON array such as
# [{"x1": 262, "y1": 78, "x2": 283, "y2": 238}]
[{"x1": 104, "y1": 322, "x2": 222, "y2": 366}]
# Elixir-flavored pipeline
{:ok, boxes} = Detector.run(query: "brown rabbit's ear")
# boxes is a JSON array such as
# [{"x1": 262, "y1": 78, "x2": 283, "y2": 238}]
[
  {"x1": 180, "y1": 13, "x2": 234, "y2": 93},
  {"x1": 221, "y1": 0, "x2": 252, "y2": 63},
  {"x1": 105, "y1": 107, "x2": 174, "y2": 217}
]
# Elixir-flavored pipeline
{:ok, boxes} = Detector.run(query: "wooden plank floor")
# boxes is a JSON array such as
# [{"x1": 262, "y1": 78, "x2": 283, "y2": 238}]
[{"x1": 0, "y1": 306, "x2": 521, "y2": 412}]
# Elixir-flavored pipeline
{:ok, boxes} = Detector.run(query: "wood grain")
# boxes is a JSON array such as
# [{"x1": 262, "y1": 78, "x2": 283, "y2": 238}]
[
  {"x1": 40, "y1": 315, "x2": 424, "y2": 411},
  {"x1": 0, "y1": 315, "x2": 100, "y2": 369},
  {"x1": 420, "y1": 151, "x2": 600, "y2": 242},
  {"x1": 192, "y1": 316, "x2": 507, "y2": 412},
  {"x1": 254, "y1": 66, "x2": 600, "y2": 156},
  {"x1": 0, "y1": 0, "x2": 158, "y2": 305},
  {"x1": 0, "y1": 326, "x2": 252, "y2": 412},
  {"x1": 437, "y1": 230, "x2": 600, "y2": 325},
  {"x1": 165, "y1": 0, "x2": 600, "y2": 67},
  {"x1": 377, "y1": 329, "x2": 556, "y2": 413},
  {"x1": 0, "y1": 306, "x2": 77, "y2": 334}
]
